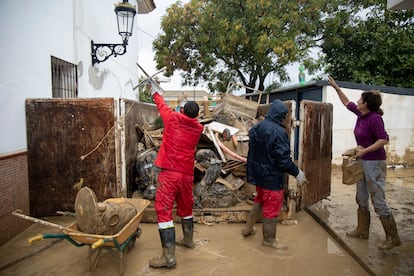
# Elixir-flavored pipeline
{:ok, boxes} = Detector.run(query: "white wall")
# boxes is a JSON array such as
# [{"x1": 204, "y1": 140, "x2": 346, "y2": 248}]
[
  {"x1": 0, "y1": 0, "x2": 142, "y2": 154},
  {"x1": 323, "y1": 86, "x2": 414, "y2": 165}
]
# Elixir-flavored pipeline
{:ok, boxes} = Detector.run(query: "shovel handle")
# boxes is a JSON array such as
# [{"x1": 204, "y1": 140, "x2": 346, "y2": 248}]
[{"x1": 28, "y1": 234, "x2": 44, "y2": 244}]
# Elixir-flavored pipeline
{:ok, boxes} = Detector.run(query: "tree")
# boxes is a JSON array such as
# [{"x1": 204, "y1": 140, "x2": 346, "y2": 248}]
[
  {"x1": 321, "y1": 0, "x2": 414, "y2": 88},
  {"x1": 153, "y1": 0, "x2": 334, "y2": 94}
]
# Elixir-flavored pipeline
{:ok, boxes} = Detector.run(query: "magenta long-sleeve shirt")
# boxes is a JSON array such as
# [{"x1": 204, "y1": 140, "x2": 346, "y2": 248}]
[{"x1": 347, "y1": 102, "x2": 388, "y2": 160}]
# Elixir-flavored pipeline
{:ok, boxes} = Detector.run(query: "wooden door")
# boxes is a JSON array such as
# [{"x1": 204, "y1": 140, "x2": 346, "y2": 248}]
[{"x1": 296, "y1": 100, "x2": 333, "y2": 210}]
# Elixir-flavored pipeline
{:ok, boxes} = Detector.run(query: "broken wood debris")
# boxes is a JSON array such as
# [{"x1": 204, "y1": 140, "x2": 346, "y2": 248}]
[{"x1": 133, "y1": 94, "x2": 256, "y2": 210}]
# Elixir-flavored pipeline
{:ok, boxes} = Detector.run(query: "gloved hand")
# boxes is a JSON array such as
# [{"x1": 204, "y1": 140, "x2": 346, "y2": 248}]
[
  {"x1": 146, "y1": 78, "x2": 164, "y2": 96},
  {"x1": 296, "y1": 170, "x2": 308, "y2": 187}
]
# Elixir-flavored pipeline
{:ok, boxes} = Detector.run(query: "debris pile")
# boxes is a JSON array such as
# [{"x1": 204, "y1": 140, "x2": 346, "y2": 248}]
[{"x1": 133, "y1": 94, "x2": 260, "y2": 209}]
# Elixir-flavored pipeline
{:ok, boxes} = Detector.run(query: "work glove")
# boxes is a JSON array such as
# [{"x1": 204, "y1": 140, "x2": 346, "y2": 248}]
[
  {"x1": 296, "y1": 170, "x2": 308, "y2": 187},
  {"x1": 146, "y1": 78, "x2": 164, "y2": 96}
]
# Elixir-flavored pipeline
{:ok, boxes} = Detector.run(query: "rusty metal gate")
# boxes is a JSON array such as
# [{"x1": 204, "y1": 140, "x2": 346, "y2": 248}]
[{"x1": 25, "y1": 98, "x2": 159, "y2": 217}]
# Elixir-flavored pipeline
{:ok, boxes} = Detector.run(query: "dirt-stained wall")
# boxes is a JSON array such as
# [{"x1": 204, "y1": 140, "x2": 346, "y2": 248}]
[{"x1": 324, "y1": 87, "x2": 414, "y2": 166}]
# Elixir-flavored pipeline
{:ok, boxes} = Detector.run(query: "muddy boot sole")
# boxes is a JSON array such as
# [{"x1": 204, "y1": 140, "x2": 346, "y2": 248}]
[
  {"x1": 262, "y1": 240, "x2": 288, "y2": 250},
  {"x1": 176, "y1": 239, "x2": 195, "y2": 249},
  {"x1": 241, "y1": 226, "x2": 256, "y2": 237},
  {"x1": 149, "y1": 256, "x2": 176, "y2": 269}
]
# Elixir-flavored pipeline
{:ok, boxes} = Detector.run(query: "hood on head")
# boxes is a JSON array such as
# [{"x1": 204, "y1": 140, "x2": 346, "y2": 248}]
[{"x1": 265, "y1": 99, "x2": 287, "y2": 123}]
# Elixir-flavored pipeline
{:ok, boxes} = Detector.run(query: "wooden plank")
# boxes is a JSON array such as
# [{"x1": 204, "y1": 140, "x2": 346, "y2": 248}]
[
  {"x1": 141, "y1": 204, "x2": 290, "y2": 224},
  {"x1": 141, "y1": 202, "x2": 252, "y2": 223},
  {"x1": 206, "y1": 121, "x2": 240, "y2": 136},
  {"x1": 206, "y1": 126, "x2": 226, "y2": 162},
  {"x1": 215, "y1": 93, "x2": 259, "y2": 119},
  {"x1": 298, "y1": 100, "x2": 333, "y2": 209}
]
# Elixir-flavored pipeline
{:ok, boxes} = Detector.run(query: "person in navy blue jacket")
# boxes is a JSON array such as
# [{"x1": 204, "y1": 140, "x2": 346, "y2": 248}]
[{"x1": 241, "y1": 99, "x2": 307, "y2": 250}]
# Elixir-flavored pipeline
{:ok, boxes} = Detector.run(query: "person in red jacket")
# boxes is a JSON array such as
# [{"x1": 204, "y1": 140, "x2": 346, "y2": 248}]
[{"x1": 146, "y1": 79, "x2": 204, "y2": 269}]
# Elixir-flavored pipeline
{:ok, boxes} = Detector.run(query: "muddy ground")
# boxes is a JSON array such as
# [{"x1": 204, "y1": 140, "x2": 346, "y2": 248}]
[
  {"x1": 308, "y1": 166, "x2": 414, "y2": 276},
  {"x1": 0, "y1": 213, "x2": 368, "y2": 276},
  {"x1": 0, "y1": 167, "x2": 413, "y2": 276}
]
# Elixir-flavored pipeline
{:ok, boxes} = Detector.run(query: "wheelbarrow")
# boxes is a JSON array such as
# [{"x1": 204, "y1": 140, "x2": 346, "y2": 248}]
[{"x1": 12, "y1": 197, "x2": 150, "y2": 276}]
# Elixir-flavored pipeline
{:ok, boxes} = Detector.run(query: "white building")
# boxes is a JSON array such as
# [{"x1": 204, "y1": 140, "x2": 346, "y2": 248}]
[
  {"x1": 0, "y1": 0, "x2": 156, "y2": 245},
  {"x1": 0, "y1": 0, "x2": 155, "y2": 154}
]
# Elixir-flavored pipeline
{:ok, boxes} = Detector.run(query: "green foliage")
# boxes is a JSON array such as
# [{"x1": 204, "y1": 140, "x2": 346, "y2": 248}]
[
  {"x1": 153, "y1": 0, "x2": 333, "y2": 93},
  {"x1": 153, "y1": 0, "x2": 413, "y2": 90},
  {"x1": 321, "y1": 0, "x2": 414, "y2": 88}
]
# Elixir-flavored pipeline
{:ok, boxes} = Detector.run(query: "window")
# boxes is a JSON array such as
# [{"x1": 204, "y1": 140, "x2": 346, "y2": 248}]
[{"x1": 51, "y1": 56, "x2": 78, "y2": 98}]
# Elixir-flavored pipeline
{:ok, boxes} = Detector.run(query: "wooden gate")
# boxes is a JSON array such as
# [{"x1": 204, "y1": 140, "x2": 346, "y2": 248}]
[{"x1": 296, "y1": 100, "x2": 333, "y2": 210}]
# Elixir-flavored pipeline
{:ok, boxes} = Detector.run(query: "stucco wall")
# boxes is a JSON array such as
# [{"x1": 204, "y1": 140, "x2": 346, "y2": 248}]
[{"x1": 0, "y1": 0, "x2": 141, "y2": 154}]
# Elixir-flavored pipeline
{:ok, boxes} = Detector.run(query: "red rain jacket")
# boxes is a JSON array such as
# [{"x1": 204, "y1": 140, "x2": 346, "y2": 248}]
[{"x1": 152, "y1": 93, "x2": 203, "y2": 176}]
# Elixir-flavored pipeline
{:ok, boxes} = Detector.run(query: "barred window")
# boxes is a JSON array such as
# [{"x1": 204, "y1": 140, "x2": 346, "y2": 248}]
[{"x1": 51, "y1": 56, "x2": 78, "y2": 98}]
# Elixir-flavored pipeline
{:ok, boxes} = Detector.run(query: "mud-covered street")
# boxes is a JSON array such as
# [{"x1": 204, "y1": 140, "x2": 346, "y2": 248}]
[
  {"x1": 1, "y1": 167, "x2": 413, "y2": 276},
  {"x1": 0, "y1": 213, "x2": 368, "y2": 276},
  {"x1": 308, "y1": 167, "x2": 414, "y2": 276}
]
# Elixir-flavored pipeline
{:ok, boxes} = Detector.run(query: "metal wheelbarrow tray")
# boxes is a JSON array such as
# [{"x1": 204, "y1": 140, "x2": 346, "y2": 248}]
[{"x1": 13, "y1": 198, "x2": 150, "y2": 275}]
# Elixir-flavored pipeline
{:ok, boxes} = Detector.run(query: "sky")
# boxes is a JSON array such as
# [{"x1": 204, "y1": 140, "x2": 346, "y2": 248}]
[{"x1": 135, "y1": 0, "x2": 311, "y2": 93}]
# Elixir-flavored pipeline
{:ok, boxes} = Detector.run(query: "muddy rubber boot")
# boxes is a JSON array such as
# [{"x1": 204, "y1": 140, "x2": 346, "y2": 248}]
[
  {"x1": 176, "y1": 218, "x2": 195, "y2": 248},
  {"x1": 241, "y1": 202, "x2": 262, "y2": 237},
  {"x1": 346, "y1": 208, "x2": 370, "y2": 239},
  {"x1": 149, "y1": 228, "x2": 176, "y2": 269},
  {"x1": 261, "y1": 217, "x2": 288, "y2": 250},
  {"x1": 378, "y1": 215, "x2": 401, "y2": 250}
]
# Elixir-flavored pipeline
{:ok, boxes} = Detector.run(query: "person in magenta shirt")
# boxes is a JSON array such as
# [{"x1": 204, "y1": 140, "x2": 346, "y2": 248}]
[{"x1": 328, "y1": 77, "x2": 400, "y2": 251}]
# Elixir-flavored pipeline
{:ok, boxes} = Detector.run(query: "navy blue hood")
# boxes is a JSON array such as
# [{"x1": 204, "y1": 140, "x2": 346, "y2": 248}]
[{"x1": 265, "y1": 99, "x2": 287, "y2": 123}]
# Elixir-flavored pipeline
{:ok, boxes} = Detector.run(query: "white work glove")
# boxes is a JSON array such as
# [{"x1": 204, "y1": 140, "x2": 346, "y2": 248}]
[
  {"x1": 296, "y1": 170, "x2": 308, "y2": 187},
  {"x1": 146, "y1": 79, "x2": 164, "y2": 96}
]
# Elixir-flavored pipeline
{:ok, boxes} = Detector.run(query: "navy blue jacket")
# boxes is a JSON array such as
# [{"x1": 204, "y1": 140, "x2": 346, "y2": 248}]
[{"x1": 247, "y1": 99, "x2": 299, "y2": 191}]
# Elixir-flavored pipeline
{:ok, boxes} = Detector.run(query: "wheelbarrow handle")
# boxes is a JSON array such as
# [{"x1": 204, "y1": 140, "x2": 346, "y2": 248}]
[
  {"x1": 28, "y1": 234, "x2": 44, "y2": 244},
  {"x1": 92, "y1": 239, "x2": 105, "y2": 250}
]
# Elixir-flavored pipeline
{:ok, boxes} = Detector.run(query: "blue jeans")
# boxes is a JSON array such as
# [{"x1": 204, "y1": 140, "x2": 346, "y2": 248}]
[{"x1": 356, "y1": 160, "x2": 391, "y2": 217}]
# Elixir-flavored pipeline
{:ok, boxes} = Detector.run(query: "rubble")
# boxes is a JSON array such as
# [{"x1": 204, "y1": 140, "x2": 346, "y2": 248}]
[{"x1": 132, "y1": 93, "x2": 288, "y2": 216}]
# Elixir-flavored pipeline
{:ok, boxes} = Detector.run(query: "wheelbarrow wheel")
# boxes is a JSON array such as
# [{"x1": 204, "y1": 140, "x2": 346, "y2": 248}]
[{"x1": 88, "y1": 247, "x2": 102, "y2": 272}]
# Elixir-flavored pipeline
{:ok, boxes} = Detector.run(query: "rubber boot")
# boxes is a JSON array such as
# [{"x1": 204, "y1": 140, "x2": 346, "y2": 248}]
[
  {"x1": 241, "y1": 202, "x2": 262, "y2": 237},
  {"x1": 346, "y1": 207, "x2": 370, "y2": 239},
  {"x1": 176, "y1": 218, "x2": 195, "y2": 248},
  {"x1": 261, "y1": 217, "x2": 288, "y2": 250},
  {"x1": 378, "y1": 215, "x2": 401, "y2": 250},
  {"x1": 149, "y1": 228, "x2": 176, "y2": 269}
]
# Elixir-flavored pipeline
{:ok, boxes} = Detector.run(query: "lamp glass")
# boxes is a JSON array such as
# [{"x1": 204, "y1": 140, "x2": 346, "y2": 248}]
[{"x1": 115, "y1": 2, "x2": 136, "y2": 43}]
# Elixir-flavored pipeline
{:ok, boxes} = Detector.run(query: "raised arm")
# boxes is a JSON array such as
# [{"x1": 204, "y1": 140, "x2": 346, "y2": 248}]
[{"x1": 328, "y1": 76, "x2": 350, "y2": 107}]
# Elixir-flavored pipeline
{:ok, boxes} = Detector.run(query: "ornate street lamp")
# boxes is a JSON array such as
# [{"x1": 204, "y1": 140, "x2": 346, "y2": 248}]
[{"x1": 91, "y1": 0, "x2": 137, "y2": 65}]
